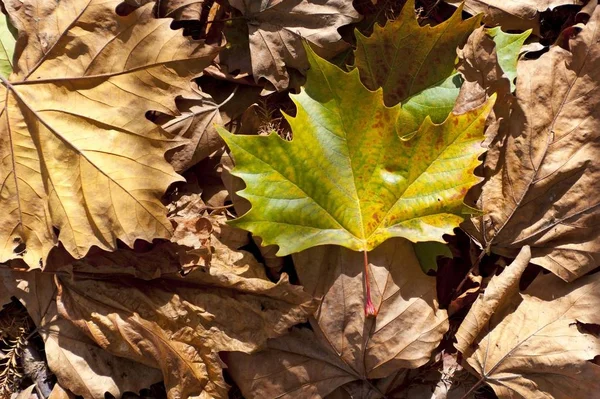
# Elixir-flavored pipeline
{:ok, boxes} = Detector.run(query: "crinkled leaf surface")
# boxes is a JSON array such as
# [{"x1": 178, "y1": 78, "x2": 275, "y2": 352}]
[
  {"x1": 0, "y1": 0, "x2": 219, "y2": 268},
  {"x1": 444, "y1": 0, "x2": 583, "y2": 35},
  {"x1": 0, "y1": 269, "x2": 162, "y2": 399},
  {"x1": 224, "y1": 0, "x2": 360, "y2": 90},
  {"x1": 219, "y1": 46, "x2": 493, "y2": 256},
  {"x1": 226, "y1": 239, "x2": 448, "y2": 398},
  {"x1": 467, "y1": 6, "x2": 600, "y2": 281},
  {"x1": 354, "y1": 0, "x2": 480, "y2": 108},
  {"x1": 459, "y1": 261, "x2": 600, "y2": 398}
]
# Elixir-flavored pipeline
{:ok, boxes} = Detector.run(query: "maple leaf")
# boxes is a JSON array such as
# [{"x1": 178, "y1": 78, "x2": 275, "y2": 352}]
[
  {"x1": 457, "y1": 246, "x2": 600, "y2": 398},
  {"x1": 225, "y1": 238, "x2": 448, "y2": 397},
  {"x1": 220, "y1": 0, "x2": 361, "y2": 91},
  {"x1": 0, "y1": 0, "x2": 220, "y2": 268},
  {"x1": 466, "y1": 5, "x2": 600, "y2": 281},
  {"x1": 354, "y1": 0, "x2": 480, "y2": 107},
  {"x1": 219, "y1": 45, "x2": 493, "y2": 257}
]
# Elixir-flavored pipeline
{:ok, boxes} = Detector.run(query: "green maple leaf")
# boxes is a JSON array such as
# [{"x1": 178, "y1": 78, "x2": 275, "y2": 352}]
[
  {"x1": 218, "y1": 46, "x2": 494, "y2": 257},
  {"x1": 353, "y1": 0, "x2": 481, "y2": 137}
]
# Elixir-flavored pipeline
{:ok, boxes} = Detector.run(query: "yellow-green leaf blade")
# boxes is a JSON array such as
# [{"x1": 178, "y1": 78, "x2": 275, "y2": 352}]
[
  {"x1": 354, "y1": 0, "x2": 481, "y2": 107},
  {"x1": 0, "y1": 14, "x2": 15, "y2": 78},
  {"x1": 220, "y1": 47, "x2": 494, "y2": 256}
]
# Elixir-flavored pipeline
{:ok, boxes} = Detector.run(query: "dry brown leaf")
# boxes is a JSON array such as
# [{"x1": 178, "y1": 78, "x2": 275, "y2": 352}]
[
  {"x1": 443, "y1": 0, "x2": 583, "y2": 35},
  {"x1": 465, "y1": 5, "x2": 600, "y2": 281},
  {"x1": 296, "y1": 239, "x2": 449, "y2": 378},
  {"x1": 48, "y1": 384, "x2": 76, "y2": 399},
  {"x1": 158, "y1": 0, "x2": 205, "y2": 19},
  {"x1": 56, "y1": 256, "x2": 314, "y2": 399},
  {"x1": 162, "y1": 95, "x2": 225, "y2": 172},
  {"x1": 459, "y1": 262, "x2": 600, "y2": 398},
  {"x1": 226, "y1": 239, "x2": 448, "y2": 398},
  {"x1": 222, "y1": 0, "x2": 360, "y2": 90},
  {"x1": 0, "y1": 269, "x2": 162, "y2": 399},
  {"x1": 225, "y1": 327, "x2": 359, "y2": 399},
  {"x1": 455, "y1": 246, "x2": 531, "y2": 354},
  {"x1": 0, "y1": 0, "x2": 219, "y2": 268}
]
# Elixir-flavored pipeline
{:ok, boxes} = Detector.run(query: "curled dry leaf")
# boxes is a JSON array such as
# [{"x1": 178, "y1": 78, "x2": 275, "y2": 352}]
[
  {"x1": 56, "y1": 251, "x2": 314, "y2": 399},
  {"x1": 455, "y1": 246, "x2": 531, "y2": 353},
  {"x1": 459, "y1": 257, "x2": 600, "y2": 398},
  {"x1": 0, "y1": 0, "x2": 219, "y2": 268},
  {"x1": 0, "y1": 269, "x2": 162, "y2": 399},
  {"x1": 443, "y1": 0, "x2": 584, "y2": 35},
  {"x1": 466, "y1": 5, "x2": 600, "y2": 281},
  {"x1": 221, "y1": 0, "x2": 360, "y2": 91},
  {"x1": 226, "y1": 239, "x2": 448, "y2": 398}
]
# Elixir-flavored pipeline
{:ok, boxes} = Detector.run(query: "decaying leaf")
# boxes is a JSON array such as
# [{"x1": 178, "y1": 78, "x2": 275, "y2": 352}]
[
  {"x1": 0, "y1": 0, "x2": 219, "y2": 268},
  {"x1": 219, "y1": 44, "x2": 493, "y2": 256},
  {"x1": 354, "y1": 0, "x2": 480, "y2": 108},
  {"x1": 459, "y1": 257, "x2": 600, "y2": 398},
  {"x1": 226, "y1": 239, "x2": 448, "y2": 398},
  {"x1": 467, "y1": 5, "x2": 600, "y2": 281},
  {"x1": 56, "y1": 251, "x2": 314, "y2": 398},
  {"x1": 0, "y1": 269, "x2": 162, "y2": 399},
  {"x1": 443, "y1": 0, "x2": 584, "y2": 35},
  {"x1": 222, "y1": 0, "x2": 360, "y2": 90},
  {"x1": 162, "y1": 94, "x2": 225, "y2": 173}
]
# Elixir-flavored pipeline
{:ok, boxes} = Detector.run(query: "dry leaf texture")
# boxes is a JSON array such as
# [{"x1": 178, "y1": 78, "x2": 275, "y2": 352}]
[
  {"x1": 56, "y1": 256, "x2": 314, "y2": 398},
  {"x1": 468, "y1": 5, "x2": 600, "y2": 281},
  {"x1": 227, "y1": 239, "x2": 448, "y2": 398},
  {"x1": 0, "y1": 0, "x2": 219, "y2": 268},
  {"x1": 444, "y1": 0, "x2": 583, "y2": 34},
  {"x1": 226, "y1": 0, "x2": 360, "y2": 90},
  {"x1": 460, "y1": 265, "x2": 600, "y2": 398}
]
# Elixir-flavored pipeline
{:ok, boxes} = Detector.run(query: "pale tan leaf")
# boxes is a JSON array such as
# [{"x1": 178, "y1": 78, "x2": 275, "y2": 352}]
[
  {"x1": 56, "y1": 256, "x2": 314, "y2": 399},
  {"x1": 455, "y1": 246, "x2": 531, "y2": 354},
  {"x1": 443, "y1": 0, "x2": 583, "y2": 35},
  {"x1": 0, "y1": 269, "x2": 162, "y2": 399},
  {"x1": 466, "y1": 5, "x2": 600, "y2": 281},
  {"x1": 0, "y1": 0, "x2": 219, "y2": 268},
  {"x1": 48, "y1": 384, "x2": 75, "y2": 399},
  {"x1": 223, "y1": 0, "x2": 360, "y2": 90},
  {"x1": 295, "y1": 239, "x2": 449, "y2": 378},
  {"x1": 460, "y1": 268, "x2": 600, "y2": 398},
  {"x1": 158, "y1": 0, "x2": 205, "y2": 19}
]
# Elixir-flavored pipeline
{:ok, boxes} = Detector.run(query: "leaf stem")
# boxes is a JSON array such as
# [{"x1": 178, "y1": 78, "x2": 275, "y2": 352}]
[{"x1": 363, "y1": 250, "x2": 377, "y2": 317}]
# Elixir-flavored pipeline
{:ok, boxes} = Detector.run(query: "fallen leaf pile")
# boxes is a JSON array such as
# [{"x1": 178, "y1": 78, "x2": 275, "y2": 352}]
[{"x1": 1, "y1": 0, "x2": 600, "y2": 398}]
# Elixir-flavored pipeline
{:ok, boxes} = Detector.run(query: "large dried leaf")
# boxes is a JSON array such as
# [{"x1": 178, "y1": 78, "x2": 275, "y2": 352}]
[
  {"x1": 444, "y1": 0, "x2": 584, "y2": 34},
  {"x1": 354, "y1": 0, "x2": 480, "y2": 107},
  {"x1": 224, "y1": 0, "x2": 360, "y2": 90},
  {"x1": 0, "y1": 0, "x2": 219, "y2": 268},
  {"x1": 459, "y1": 261, "x2": 600, "y2": 398},
  {"x1": 226, "y1": 239, "x2": 448, "y2": 398},
  {"x1": 219, "y1": 45, "x2": 494, "y2": 256},
  {"x1": 0, "y1": 269, "x2": 162, "y2": 399},
  {"x1": 466, "y1": 6, "x2": 600, "y2": 281},
  {"x1": 56, "y1": 252, "x2": 314, "y2": 399}
]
